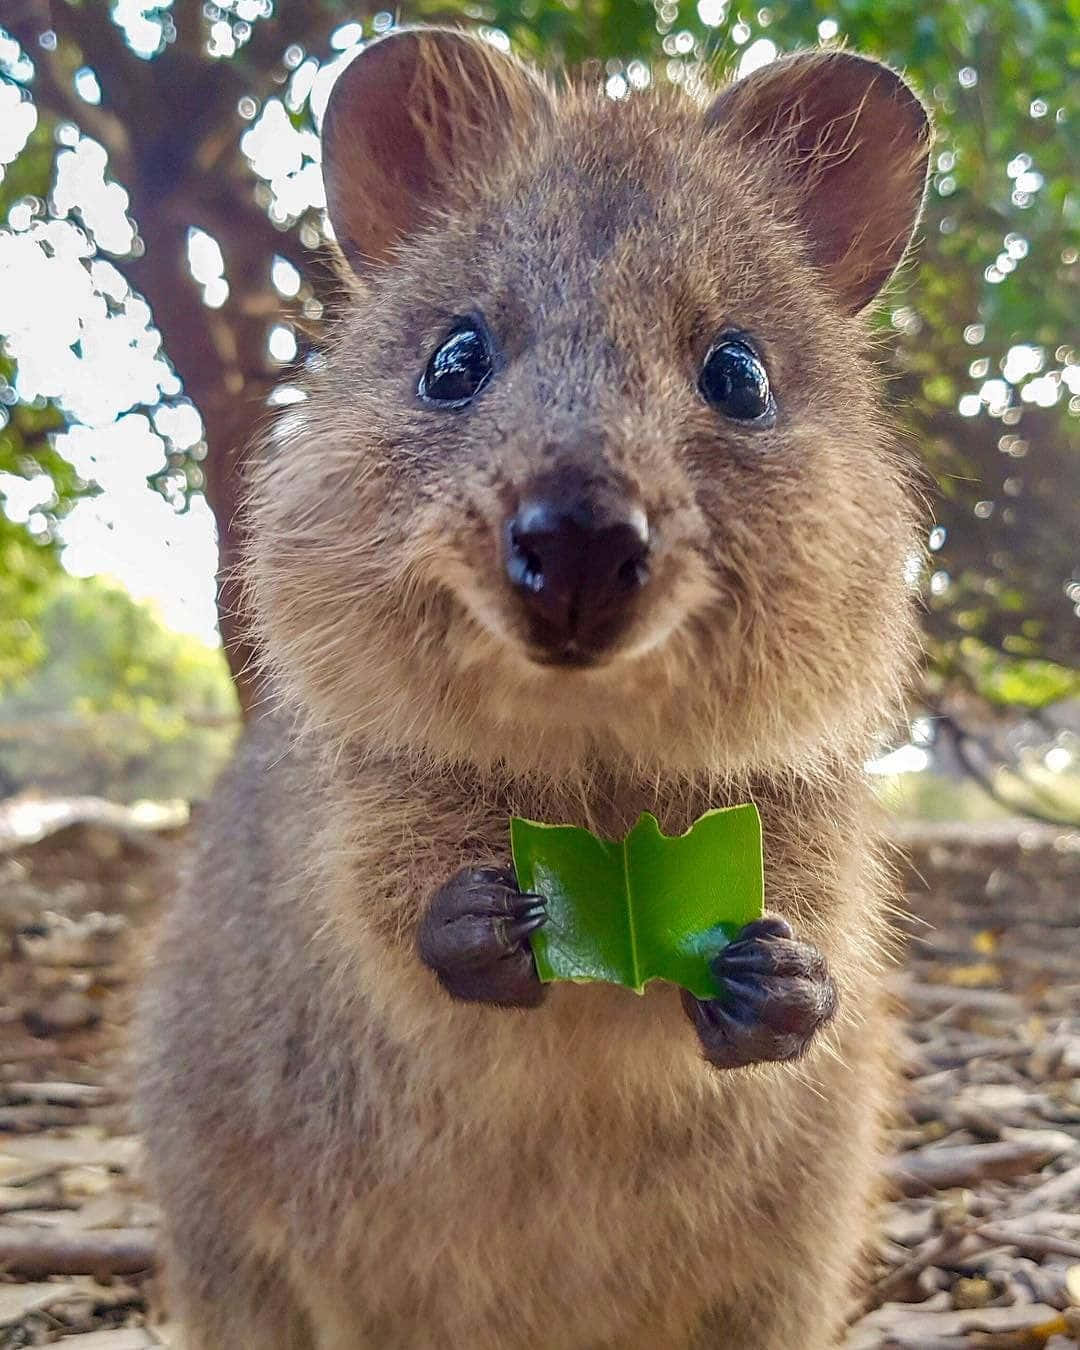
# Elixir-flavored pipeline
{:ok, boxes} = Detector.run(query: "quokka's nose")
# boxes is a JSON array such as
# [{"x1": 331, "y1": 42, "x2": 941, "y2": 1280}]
[{"x1": 505, "y1": 493, "x2": 650, "y2": 658}]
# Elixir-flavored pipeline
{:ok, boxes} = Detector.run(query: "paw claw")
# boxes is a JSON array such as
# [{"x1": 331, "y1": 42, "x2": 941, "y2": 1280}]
[
  {"x1": 419, "y1": 866, "x2": 547, "y2": 1008},
  {"x1": 685, "y1": 918, "x2": 836, "y2": 1070},
  {"x1": 737, "y1": 915, "x2": 794, "y2": 942},
  {"x1": 501, "y1": 913, "x2": 548, "y2": 946}
]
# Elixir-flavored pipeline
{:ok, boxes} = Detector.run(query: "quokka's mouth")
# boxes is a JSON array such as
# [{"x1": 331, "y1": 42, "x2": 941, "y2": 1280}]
[{"x1": 525, "y1": 643, "x2": 611, "y2": 670}]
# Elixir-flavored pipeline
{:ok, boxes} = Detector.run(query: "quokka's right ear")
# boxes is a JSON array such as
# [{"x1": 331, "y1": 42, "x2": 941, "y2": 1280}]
[{"x1": 321, "y1": 27, "x2": 552, "y2": 273}]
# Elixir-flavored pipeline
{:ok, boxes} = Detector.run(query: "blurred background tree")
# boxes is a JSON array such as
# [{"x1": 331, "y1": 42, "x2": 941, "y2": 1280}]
[
  {"x1": 0, "y1": 0, "x2": 1077, "y2": 808},
  {"x1": 0, "y1": 575, "x2": 238, "y2": 800}
]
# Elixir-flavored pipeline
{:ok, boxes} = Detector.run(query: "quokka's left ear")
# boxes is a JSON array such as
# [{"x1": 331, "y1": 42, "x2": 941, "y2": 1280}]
[{"x1": 706, "y1": 50, "x2": 932, "y2": 312}]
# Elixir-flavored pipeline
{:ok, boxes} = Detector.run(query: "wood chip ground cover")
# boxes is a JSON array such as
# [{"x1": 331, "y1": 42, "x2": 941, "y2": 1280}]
[{"x1": 0, "y1": 804, "x2": 1078, "y2": 1346}]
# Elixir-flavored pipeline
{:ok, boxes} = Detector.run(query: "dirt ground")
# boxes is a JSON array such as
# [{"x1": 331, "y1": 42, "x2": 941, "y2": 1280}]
[{"x1": 0, "y1": 798, "x2": 1077, "y2": 1348}]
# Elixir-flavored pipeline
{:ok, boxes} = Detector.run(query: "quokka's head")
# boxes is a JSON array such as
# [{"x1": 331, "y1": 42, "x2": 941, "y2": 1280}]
[{"x1": 247, "y1": 27, "x2": 931, "y2": 776}]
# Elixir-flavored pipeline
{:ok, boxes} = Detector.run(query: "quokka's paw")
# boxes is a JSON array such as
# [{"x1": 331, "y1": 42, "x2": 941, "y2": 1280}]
[
  {"x1": 418, "y1": 866, "x2": 548, "y2": 1007},
  {"x1": 682, "y1": 916, "x2": 837, "y2": 1070}
]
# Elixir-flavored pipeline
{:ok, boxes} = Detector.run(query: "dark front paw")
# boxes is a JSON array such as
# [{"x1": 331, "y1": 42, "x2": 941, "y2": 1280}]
[
  {"x1": 682, "y1": 916, "x2": 837, "y2": 1070},
  {"x1": 418, "y1": 867, "x2": 547, "y2": 1008}
]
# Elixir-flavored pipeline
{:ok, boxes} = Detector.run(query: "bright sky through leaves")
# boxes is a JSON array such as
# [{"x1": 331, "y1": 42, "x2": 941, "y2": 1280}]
[{"x1": 0, "y1": 11, "x2": 352, "y2": 643}]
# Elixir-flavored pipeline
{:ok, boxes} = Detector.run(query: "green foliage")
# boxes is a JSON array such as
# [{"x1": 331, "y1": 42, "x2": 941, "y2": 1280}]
[
  {"x1": 948, "y1": 638, "x2": 1080, "y2": 708},
  {"x1": 0, "y1": 108, "x2": 98, "y2": 686},
  {"x1": 0, "y1": 346, "x2": 97, "y2": 678},
  {"x1": 0, "y1": 576, "x2": 239, "y2": 802},
  {"x1": 0, "y1": 511, "x2": 53, "y2": 687}
]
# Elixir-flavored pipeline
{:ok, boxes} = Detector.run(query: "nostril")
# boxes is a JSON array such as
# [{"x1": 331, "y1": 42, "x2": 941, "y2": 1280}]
[
  {"x1": 519, "y1": 547, "x2": 544, "y2": 594},
  {"x1": 507, "y1": 528, "x2": 546, "y2": 596},
  {"x1": 617, "y1": 554, "x2": 650, "y2": 592}
]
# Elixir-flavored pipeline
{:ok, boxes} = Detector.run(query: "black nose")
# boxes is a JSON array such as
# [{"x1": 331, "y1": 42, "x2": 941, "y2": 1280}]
[{"x1": 505, "y1": 493, "x2": 650, "y2": 657}]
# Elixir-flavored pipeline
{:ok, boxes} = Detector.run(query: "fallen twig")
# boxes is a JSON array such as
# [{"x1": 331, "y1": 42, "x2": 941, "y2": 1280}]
[
  {"x1": 0, "y1": 1225, "x2": 157, "y2": 1276},
  {"x1": 885, "y1": 1140, "x2": 1068, "y2": 1197},
  {"x1": 1012, "y1": 1160, "x2": 1080, "y2": 1215},
  {"x1": 976, "y1": 1221, "x2": 1080, "y2": 1261}
]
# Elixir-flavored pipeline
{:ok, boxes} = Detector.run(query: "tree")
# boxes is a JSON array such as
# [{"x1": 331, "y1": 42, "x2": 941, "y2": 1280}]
[
  {"x1": 0, "y1": 574, "x2": 238, "y2": 801},
  {"x1": 0, "y1": 113, "x2": 93, "y2": 687},
  {"x1": 1, "y1": 0, "x2": 1077, "y2": 721}
]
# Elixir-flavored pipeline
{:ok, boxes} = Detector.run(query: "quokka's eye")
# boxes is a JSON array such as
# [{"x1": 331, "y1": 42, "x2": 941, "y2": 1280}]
[
  {"x1": 699, "y1": 337, "x2": 774, "y2": 424},
  {"x1": 418, "y1": 320, "x2": 493, "y2": 407}
]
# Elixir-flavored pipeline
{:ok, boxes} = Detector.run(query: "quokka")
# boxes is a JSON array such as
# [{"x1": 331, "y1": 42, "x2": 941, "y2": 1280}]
[{"x1": 136, "y1": 27, "x2": 931, "y2": 1349}]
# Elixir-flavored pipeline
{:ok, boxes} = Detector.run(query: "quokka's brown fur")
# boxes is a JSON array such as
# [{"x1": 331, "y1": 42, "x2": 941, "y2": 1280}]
[{"x1": 135, "y1": 27, "x2": 931, "y2": 1349}]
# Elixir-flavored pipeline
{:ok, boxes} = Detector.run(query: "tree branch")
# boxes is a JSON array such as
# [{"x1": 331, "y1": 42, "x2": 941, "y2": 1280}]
[
  {"x1": 51, "y1": 0, "x2": 147, "y2": 111},
  {"x1": 934, "y1": 709, "x2": 1080, "y2": 829}
]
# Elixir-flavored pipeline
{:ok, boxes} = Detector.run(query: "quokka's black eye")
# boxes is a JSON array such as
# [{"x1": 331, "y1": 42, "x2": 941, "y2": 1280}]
[
  {"x1": 699, "y1": 338, "x2": 774, "y2": 424},
  {"x1": 418, "y1": 320, "x2": 493, "y2": 407}
]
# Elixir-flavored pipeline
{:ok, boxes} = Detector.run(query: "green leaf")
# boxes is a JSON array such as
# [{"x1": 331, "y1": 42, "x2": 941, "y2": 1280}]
[{"x1": 510, "y1": 806, "x2": 764, "y2": 999}]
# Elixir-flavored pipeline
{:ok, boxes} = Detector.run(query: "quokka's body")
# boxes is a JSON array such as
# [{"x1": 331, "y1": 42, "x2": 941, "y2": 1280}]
[{"x1": 136, "y1": 28, "x2": 930, "y2": 1349}]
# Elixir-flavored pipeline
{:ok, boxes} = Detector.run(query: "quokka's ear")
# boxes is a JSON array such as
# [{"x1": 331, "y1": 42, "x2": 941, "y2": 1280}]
[
  {"x1": 706, "y1": 50, "x2": 931, "y2": 312},
  {"x1": 320, "y1": 27, "x2": 552, "y2": 272}
]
